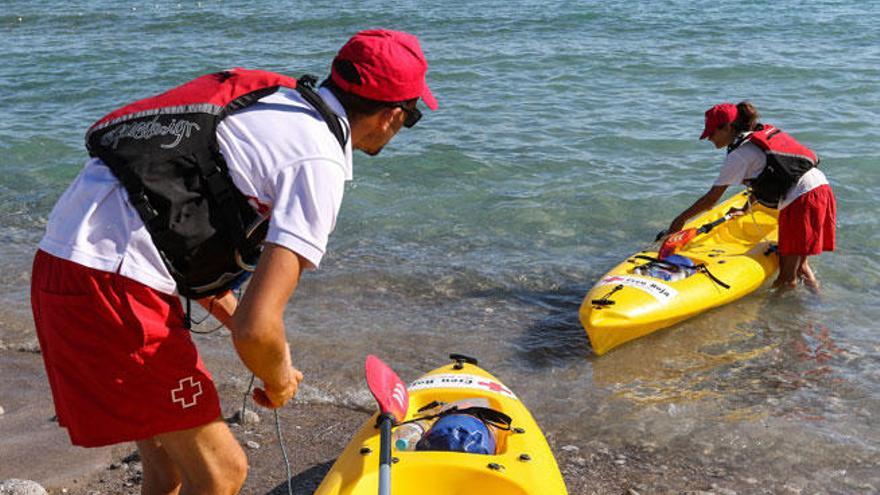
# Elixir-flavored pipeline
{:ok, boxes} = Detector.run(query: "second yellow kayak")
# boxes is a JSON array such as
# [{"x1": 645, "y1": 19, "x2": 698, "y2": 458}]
[{"x1": 579, "y1": 192, "x2": 779, "y2": 355}]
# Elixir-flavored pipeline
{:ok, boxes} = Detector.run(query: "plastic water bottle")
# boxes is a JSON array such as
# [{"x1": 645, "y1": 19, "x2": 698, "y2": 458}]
[{"x1": 393, "y1": 419, "x2": 433, "y2": 451}]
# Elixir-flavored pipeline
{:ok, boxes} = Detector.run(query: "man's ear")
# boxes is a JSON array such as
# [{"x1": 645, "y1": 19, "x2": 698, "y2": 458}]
[{"x1": 378, "y1": 106, "x2": 400, "y2": 132}]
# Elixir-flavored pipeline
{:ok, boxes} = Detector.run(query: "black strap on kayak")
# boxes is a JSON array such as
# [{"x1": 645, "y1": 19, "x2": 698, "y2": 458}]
[
  {"x1": 633, "y1": 254, "x2": 730, "y2": 290},
  {"x1": 695, "y1": 265, "x2": 731, "y2": 289},
  {"x1": 633, "y1": 254, "x2": 685, "y2": 272},
  {"x1": 449, "y1": 406, "x2": 513, "y2": 431},
  {"x1": 591, "y1": 284, "x2": 624, "y2": 306},
  {"x1": 402, "y1": 406, "x2": 513, "y2": 431}
]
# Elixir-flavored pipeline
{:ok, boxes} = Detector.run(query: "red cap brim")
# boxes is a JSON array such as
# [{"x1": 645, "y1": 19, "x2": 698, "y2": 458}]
[{"x1": 421, "y1": 84, "x2": 438, "y2": 111}]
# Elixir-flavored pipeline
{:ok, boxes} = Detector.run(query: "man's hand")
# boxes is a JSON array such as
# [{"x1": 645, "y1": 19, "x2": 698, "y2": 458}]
[
  {"x1": 229, "y1": 244, "x2": 308, "y2": 410},
  {"x1": 196, "y1": 290, "x2": 238, "y2": 326},
  {"x1": 253, "y1": 366, "x2": 304, "y2": 409}
]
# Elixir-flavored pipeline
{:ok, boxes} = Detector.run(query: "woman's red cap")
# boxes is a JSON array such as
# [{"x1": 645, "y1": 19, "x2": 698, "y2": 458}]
[{"x1": 700, "y1": 103, "x2": 738, "y2": 139}]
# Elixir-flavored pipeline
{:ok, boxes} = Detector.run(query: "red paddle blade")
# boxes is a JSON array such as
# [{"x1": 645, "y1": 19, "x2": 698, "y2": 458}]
[
  {"x1": 658, "y1": 228, "x2": 697, "y2": 259},
  {"x1": 365, "y1": 355, "x2": 408, "y2": 422}
]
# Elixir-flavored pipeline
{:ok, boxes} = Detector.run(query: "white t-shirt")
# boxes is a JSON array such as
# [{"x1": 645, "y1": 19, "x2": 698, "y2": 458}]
[
  {"x1": 713, "y1": 140, "x2": 828, "y2": 210},
  {"x1": 39, "y1": 87, "x2": 353, "y2": 295}
]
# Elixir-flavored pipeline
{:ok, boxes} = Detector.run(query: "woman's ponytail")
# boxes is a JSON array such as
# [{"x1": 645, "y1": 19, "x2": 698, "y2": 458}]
[{"x1": 732, "y1": 101, "x2": 760, "y2": 133}]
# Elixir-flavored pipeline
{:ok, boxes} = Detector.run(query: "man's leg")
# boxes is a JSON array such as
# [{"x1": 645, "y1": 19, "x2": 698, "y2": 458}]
[
  {"x1": 137, "y1": 438, "x2": 183, "y2": 495},
  {"x1": 152, "y1": 416, "x2": 247, "y2": 495}
]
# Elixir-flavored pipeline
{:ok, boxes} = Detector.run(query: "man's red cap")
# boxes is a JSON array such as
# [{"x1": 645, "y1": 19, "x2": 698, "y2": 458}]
[
  {"x1": 700, "y1": 103, "x2": 738, "y2": 139},
  {"x1": 331, "y1": 29, "x2": 438, "y2": 110}
]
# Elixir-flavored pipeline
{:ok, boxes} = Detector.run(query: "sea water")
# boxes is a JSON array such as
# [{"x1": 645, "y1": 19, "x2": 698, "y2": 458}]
[{"x1": 1, "y1": 1, "x2": 878, "y2": 492}]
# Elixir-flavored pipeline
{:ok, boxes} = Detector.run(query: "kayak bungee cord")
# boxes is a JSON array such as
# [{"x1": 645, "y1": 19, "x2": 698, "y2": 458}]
[{"x1": 632, "y1": 254, "x2": 731, "y2": 290}]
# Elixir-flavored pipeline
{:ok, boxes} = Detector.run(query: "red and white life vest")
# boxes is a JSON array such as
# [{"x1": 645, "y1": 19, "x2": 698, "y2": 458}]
[
  {"x1": 738, "y1": 124, "x2": 818, "y2": 208},
  {"x1": 86, "y1": 69, "x2": 346, "y2": 297}
]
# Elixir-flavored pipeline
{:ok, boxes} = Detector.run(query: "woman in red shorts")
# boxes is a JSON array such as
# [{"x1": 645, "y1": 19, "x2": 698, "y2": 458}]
[{"x1": 666, "y1": 101, "x2": 836, "y2": 291}]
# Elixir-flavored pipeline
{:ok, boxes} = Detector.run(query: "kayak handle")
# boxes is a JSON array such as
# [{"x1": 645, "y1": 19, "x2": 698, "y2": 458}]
[
  {"x1": 592, "y1": 284, "x2": 624, "y2": 307},
  {"x1": 449, "y1": 353, "x2": 479, "y2": 369},
  {"x1": 697, "y1": 213, "x2": 733, "y2": 234}
]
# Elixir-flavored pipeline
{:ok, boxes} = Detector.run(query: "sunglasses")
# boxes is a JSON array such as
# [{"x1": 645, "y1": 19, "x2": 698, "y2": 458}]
[{"x1": 396, "y1": 104, "x2": 422, "y2": 128}]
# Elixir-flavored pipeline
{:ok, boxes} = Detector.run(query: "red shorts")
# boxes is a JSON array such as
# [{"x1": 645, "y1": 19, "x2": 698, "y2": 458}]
[
  {"x1": 30, "y1": 250, "x2": 221, "y2": 447},
  {"x1": 778, "y1": 184, "x2": 837, "y2": 256}
]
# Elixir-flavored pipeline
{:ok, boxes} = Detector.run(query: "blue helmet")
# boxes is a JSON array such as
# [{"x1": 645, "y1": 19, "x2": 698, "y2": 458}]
[
  {"x1": 664, "y1": 254, "x2": 694, "y2": 267},
  {"x1": 416, "y1": 414, "x2": 495, "y2": 454}
]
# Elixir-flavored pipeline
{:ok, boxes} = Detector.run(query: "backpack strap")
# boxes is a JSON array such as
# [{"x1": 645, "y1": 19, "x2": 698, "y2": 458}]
[{"x1": 295, "y1": 75, "x2": 348, "y2": 150}]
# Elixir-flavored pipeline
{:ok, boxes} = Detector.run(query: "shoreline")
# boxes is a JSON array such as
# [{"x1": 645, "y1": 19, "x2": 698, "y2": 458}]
[{"x1": 3, "y1": 348, "x2": 758, "y2": 495}]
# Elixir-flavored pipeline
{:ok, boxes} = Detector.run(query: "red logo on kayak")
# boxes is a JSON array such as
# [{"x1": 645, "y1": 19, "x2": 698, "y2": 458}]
[{"x1": 478, "y1": 381, "x2": 511, "y2": 395}]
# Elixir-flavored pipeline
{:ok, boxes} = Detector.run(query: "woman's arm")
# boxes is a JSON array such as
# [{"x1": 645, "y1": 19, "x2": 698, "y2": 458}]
[
  {"x1": 666, "y1": 185, "x2": 728, "y2": 234},
  {"x1": 726, "y1": 193, "x2": 755, "y2": 217}
]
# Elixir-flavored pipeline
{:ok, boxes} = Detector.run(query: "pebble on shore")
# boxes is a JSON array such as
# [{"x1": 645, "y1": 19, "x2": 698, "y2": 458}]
[{"x1": 0, "y1": 479, "x2": 48, "y2": 495}]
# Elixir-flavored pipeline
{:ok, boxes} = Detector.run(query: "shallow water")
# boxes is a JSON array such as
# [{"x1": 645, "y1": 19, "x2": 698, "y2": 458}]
[{"x1": 2, "y1": 1, "x2": 879, "y2": 492}]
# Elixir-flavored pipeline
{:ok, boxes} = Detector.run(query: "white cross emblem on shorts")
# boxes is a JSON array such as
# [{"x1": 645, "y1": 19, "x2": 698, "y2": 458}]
[{"x1": 171, "y1": 376, "x2": 203, "y2": 409}]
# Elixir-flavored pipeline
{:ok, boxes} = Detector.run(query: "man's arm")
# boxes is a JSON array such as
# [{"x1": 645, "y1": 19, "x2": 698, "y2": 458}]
[
  {"x1": 228, "y1": 242, "x2": 305, "y2": 408},
  {"x1": 196, "y1": 290, "x2": 238, "y2": 326}
]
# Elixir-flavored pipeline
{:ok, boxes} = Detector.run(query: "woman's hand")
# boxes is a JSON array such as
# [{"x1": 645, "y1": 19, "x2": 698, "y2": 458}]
[
  {"x1": 665, "y1": 185, "x2": 728, "y2": 236},
  {"x1": 725, "y1": 206, "x2": 747, "y2": 217},
  {"x1": 666, "y1": 217, "x2": 687, "y2": 235}
]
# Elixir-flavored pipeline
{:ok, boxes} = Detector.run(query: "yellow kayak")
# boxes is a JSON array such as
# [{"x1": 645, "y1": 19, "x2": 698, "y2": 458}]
[
  {"x1": 579, "y1": 192, "x2": 779, "y2": 356},
  {"x1": 314, "y1": 355, "x2": 569, "y2": 495}
]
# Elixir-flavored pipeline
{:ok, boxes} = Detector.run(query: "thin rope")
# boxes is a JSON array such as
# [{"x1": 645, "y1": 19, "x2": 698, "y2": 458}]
[
  {"x1": 187, "y1": 321, "x2": 226, "y2": 334},
  {"x1": 275, "y1": 408, "x2": 294, "y2": 495},
  {"x1": 186, "y1": 288, "x2": 244, "y2": 334},
  {"x1": 183, "y1": 288, "x2": 292, "y2": 493},
  {"x1": 241, "y1": 373, "x2": 256, "y2": 420},
  {"x1": 240, "y1": 373, "x2": 293, "y2": 495}
]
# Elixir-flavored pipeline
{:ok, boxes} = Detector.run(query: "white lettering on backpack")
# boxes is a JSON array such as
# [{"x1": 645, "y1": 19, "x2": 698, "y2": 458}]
[{"x1": 100, "y1": 115, "x2": 201, "y2": 150}]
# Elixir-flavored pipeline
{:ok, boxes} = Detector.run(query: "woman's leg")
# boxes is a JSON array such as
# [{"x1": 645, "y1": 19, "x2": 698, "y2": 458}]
[
  {"x1": 774, "y1": 254, "x2": 800, "y2": 290},
  {"x1": 798, "y1": 256, "x2": 820, "y2": 292}
]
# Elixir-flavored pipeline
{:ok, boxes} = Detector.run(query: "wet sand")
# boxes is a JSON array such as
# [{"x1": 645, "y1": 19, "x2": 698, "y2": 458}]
[{"x1": 2, "y1": 346, "x2": 753, "y2": 495}]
